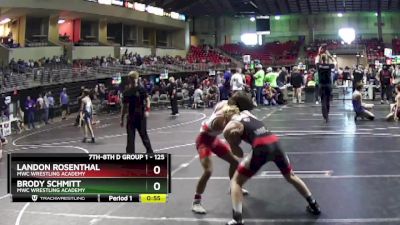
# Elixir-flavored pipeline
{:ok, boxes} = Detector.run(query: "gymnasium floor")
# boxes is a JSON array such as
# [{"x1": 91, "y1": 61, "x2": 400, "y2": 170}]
[{"x1": 1, "y1": 101, "x2": 400, "y2": 225}]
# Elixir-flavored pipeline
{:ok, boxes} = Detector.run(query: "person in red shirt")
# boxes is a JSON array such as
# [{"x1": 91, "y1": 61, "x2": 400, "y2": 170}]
[{"x1": 244, "y1": 71, "x2": 252, "y2": 88}]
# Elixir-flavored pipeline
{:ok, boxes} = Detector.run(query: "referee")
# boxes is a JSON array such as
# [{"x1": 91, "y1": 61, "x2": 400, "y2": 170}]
[
  {"x1": 120, "y1": 71, "x2": 153, "y2": 153},
  {"x1": 317, "y1": 54, "x2": 335, "y2": 123}
]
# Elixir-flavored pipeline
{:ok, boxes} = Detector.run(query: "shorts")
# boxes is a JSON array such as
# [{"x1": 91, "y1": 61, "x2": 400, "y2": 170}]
[
  {"x1": 195, "y1": 133, "x2": 230, "y2": 159},
  {"x1": 237, "y1": 139, "x2": 292, "y2": 177},
  {"x1": 83, "y1": 111, "x2": 92, "y2": 124}
]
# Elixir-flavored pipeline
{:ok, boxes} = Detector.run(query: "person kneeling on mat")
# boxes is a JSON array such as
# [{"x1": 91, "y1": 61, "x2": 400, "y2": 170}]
[
  {"x1": 352, "y1": 83, "x2": 375, "y2": 121},
  {"x1": 386, "y1": 84, "x2": 400, "y2": 121},
  {"x1": 222, "y1": 106, "x2": 321, "y2": 225}
]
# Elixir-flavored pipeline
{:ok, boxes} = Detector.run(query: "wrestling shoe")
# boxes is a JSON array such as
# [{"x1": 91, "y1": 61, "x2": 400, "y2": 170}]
[
  {"x1": 226, "y1": 219, "x2": 244, "y2": 225},
  {"x1": 192, "y1": 203, "x2": 207, "y2": 214},
  {"x1": 307, "y1": 201, "x2": 321, "y2": 215}
]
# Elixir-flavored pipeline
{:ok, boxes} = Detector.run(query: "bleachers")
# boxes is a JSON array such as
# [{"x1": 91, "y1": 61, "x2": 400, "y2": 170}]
[
  {"x1": 364, "y1": 38, "x2": 384, "y2": 62},
  {"x1": 220, "y1": 41, "x2": 300, "y2": 66},
  {"x1": 186, "y1": 45, "x2": 231, "y2": 64},
  {"x1": 305, "y1": 38, "x2": 384, "y2": 64}
]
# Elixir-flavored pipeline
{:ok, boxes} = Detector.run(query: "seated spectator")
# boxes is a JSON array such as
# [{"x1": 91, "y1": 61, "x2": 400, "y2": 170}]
[
  {"x1": 263, "y1": 84, "x2": 277, "y2": 106},
  {"x1": 386, "y1": 84, "x2": 400, "y2": 121},
  {"x1": 352, "y1": 84, "x2": 374, "y2": 121}
]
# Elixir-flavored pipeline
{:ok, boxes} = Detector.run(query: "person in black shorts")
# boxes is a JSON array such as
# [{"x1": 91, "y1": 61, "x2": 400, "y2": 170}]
[
  {"x1": 222, "y1": 106, "x2": 320, "y2": 225},
  {"x1": 120, "y1": 71, "x2": 153, "y2": 153},
  {"x1": 352, "y1": 65, "x2": 364, "y2": 92},
  {"x1": 379, "y1": 65, "x2": 394, "y2": 104},
  {"x1": 317, "y1": 54, "x2": 335, "y2": 123}
]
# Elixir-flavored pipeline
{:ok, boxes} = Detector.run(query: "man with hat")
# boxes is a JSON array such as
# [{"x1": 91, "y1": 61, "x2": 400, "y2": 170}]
[{"x1": 120, "y1": 71, "x2": 153, "y2": 153}]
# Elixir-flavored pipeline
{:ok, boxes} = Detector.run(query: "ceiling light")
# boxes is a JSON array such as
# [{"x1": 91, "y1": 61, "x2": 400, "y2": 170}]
[
  {"x1": 58, "y1": 19, "x2": 65, "y2": 24},
  {"x1": 339, "y1": 28, "x2": 356, "y2": 45},
  {"x1": 275, "y1": 15, "x2": 280, "y2": 20},
  {"x1": 337, "y1": 13, "x2": 343, "y2": 17},
  {"x1": 250, "y1": 17, "x2": 255, "y2": 22},
  {"x1": 375, "y1": 12, "x2": 378, "y2": 16}
]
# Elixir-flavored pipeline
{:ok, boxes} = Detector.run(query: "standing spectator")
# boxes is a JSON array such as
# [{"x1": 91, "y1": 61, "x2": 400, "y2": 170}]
[
  {"x1": 168, "y1": 76, "x2": 179, "y2": 116},
  {"x1": 47, "y1": 91, "x2": 55, "y2": 122},
  {"x1": 222, "y1": 69, "x2": 232, "y2": 99},
  {"x1": 277, "y1": 67, "x2": 288, "y2": 87},
  {"x1": 36, "y1": 94, "x2": 45, "y2": 125},
  {"x1": 244, "y1": 70, "x2": 252, "y2": 88},
  {"x1": 352, "y1": 65, "x2": 364, "y2": 92},
  {"x1": 193, "y1": 85, "x2": 203, "y2": 109},
  {"x1": 254, "y1": 64, "x2": 265, "y2": 105},
  {"x1": 379, "y1": 65, "x2": 393, "y2": 104},
  {"x1": 291, "y1": 66, "x2": 304, "y2": 104},
  {"x1": 120, "y1": 71, "x2": 153, "y2": 153},
  {"x1": 264, "y1": 67, "x2": 279, "y2": 88},
  {"x1": 60, "y1": 88, "x2": 69, "y2": 120},
  {"x1": 230, "y1": 68, "x2": 244, "y2": 93},
  {"x1": 43, "y1": 92, "x2": 49, "y2": 124},
  {"x1": 25, "y1": 96, "x2": 36, "y2": 129}
]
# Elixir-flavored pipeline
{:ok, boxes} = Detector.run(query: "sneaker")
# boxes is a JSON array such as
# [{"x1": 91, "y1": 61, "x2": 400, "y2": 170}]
[
  {"x1": 226, "y1": 219, "x2": 244, "y2": 225},
  {"x1": 307, "y1": 201, "x2": 321, "y2": 215},
  {"x1": 90, "y1": 137, "x2": 95, "y2": 143},
  {"x1": 386, "y1": 100, "x2": 390, "y2": 104},
  {"x1": 192, "y1": 203, "x2": 207, "y2": 214},
  {"x1": 82, "y1": 138, "x2": 87, "y2": 143},
  {"x1": 381, "y1": 100, "x2": 384, "y2": 104}
]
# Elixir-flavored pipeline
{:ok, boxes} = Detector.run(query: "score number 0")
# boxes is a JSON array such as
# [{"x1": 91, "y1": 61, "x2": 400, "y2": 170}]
[{"x1": 153, "y1": 166, "x2": 161, "y2": 191}]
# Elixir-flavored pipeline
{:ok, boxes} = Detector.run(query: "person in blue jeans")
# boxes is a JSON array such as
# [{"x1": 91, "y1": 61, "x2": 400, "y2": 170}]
[{"x1": 25, "y1": 96, "x2": 36, "y2": 129}]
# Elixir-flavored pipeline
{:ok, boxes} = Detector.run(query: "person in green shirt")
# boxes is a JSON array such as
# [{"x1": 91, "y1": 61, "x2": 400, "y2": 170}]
[
  {"x1": 253, "y1": 64, "x2": 265, "y2": 105},
  {"x1": 264, "y1": 67, "x2": 279, "y2": 88}
]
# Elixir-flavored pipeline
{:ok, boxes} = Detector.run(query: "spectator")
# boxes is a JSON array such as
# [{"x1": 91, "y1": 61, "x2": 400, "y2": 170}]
[
  {"x1": 168, "y1": 76, "x2": 179, "y2": 116},
  {"x1": 43, "y1": 92, "x2": 49, "y2": 124},
  {"x1": 352, "y1": 65, "x2": 364, "y2": 92},
  {"x1": 47, "y1": 91, "x2": 55, "y2": 122},
  {"x1": 193, "y1": 85, "x2": 203, "y2": 109},
  {"x1": 25, "y1": 96, "x2": 36, "y2": 129},
  {"x1": 277, "y1": 67, "x2": 288, "y2": 87},
  {"x1": 60, "y1": 88, "x2": 69, "y2": 120},
  {"x1": 379, "y1": 65, "x2": 393, "y2": 104},
  {"x1": 291, "y1": 66, "x2": 304, "y2": 104},
  {"x1": 36, "y1": 94, "x2": 45, "y2": 125},
  {"x1": 254, "y1": 64, "x2": 265, "y2": 105},
  {"x1": 263, "y1": 84, "x2": 277, "y2": 106},
  {"x1": 264, "y1": 67, "x2": 279, "y2": 88},
  {"x1": 230, "y1": 68, "x2": 244, "y2": 93}
]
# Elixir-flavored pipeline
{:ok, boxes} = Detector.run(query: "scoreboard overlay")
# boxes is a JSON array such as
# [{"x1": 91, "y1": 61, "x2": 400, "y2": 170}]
[{"x1": 7, "y1": 153, "x2": 171, "y2": 203}]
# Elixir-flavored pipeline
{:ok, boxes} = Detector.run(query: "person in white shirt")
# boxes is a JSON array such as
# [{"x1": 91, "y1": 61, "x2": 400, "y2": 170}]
[
  {"x1": 36, "y1": 94, "x2": 45, "y2": 125},
  {"x1": 193, "y1": 85, "x2": 204, "y2": 109},
  {"x1": 230, "y1": 68, "x2": 244, "y2": 93}
]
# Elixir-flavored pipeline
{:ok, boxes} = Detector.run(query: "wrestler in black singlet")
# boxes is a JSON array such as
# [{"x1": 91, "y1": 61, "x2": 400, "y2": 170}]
[{"x1": 235, "y1": 113, "x2": 291, "y2": 177}]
